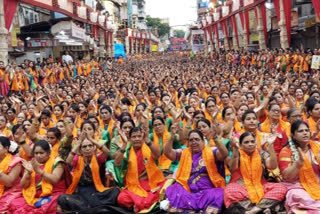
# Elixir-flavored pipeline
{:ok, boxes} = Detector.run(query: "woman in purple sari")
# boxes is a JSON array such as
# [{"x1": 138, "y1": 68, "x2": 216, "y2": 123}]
[{"x1": 163, "y1": 128, "x2": 228, "y2": 213}]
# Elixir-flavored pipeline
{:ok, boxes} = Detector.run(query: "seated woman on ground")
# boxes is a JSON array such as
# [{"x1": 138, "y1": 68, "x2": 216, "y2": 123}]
[
  {"x1": 57, "y1": 120, "x2": 120, "y2": 213},
  {"x1": 163, "y1": 127, "x2": 228, "y2": 214},
  {"x1": 115, "y1": 126, "x2": 167, "y2": 213},
  {"x1": 224, "y1": 132, "x2": 287, "y2": 214}
]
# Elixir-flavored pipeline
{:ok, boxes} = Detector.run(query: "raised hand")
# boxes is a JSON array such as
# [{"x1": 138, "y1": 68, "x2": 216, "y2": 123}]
[
  {"x1": 296, "y1": 147, "x2": 305, "y2": 168},
  {"x1": 31, "y1": 159, "x2": 41, "y2": 174},
  {"x1": 22, "y1": 160, "x2": 33, "y2": 173}
]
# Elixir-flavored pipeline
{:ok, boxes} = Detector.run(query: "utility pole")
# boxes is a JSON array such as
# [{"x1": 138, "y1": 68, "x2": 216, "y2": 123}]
[{"x1": 0, "y1": 0, "x2": 8, "y2": 65}]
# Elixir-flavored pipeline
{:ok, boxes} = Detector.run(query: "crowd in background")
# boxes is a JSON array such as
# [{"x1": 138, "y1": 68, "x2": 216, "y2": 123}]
[{"x1": 0, "y1": 48, "x2": 319, "y2": 213}]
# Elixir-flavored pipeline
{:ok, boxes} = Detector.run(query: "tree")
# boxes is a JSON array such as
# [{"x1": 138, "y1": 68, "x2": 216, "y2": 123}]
[
  {"x1": 175, "y1": 30, "x2": 185, "y2": 38},
  {"x1": 146, "y1": 15, "x2": 170, "y2": 38}
]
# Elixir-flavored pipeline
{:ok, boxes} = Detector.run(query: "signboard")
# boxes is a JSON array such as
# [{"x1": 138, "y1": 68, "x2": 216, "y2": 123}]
[
  {"x1": 71, "y1": 23, "x2": 85, "y2": 40},
  {"x1": 232, "y1": 0, "x2": 240, "y2": 12},
  {"x1": 27, "y1": 39, "x2": 53, "y2": 47},
  {"x1": 191, "y1": 30, "x2": 204, "y2": 53},
  {"x1": 151, "y1": 45, "x2": 158, "y2": 52},
  {"x1": 244, "y1": 0, "x2": 254, "y2": 6},
  {"x1": 311, "y1": 55, "x2": 320, "y2": 69},
  {"x1": 272, "y1": 10, "x2": 298, "y2": 30},
  {"x1": 199, "y1": 2, "x2": 207, "y2": 8}
]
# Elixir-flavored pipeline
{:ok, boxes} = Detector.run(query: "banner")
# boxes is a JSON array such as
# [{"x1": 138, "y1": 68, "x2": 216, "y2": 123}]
[
  {"x1": 4, "y1": 0, "x2": 18, "y2": 30},
  {"x1": 283, "y1": 0, "x2": 292, "y2": 46},
  {"x1": 273, "y1": 0, "x2": 280, "y2": 21},
  {"x1": 312, "y1": 0, "x2": 320, "y2": 21},
  {"x1": 311, "y1": 55, "x2": 320, "y2": 70}
]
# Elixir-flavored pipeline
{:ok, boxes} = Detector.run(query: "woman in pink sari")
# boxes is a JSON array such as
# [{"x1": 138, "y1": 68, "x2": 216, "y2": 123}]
[
  {"x1": 0, "y1": 136, "x2": 23, "y2": 212},
  {"x1": 279, "y1": 120, "x2": 320, "y2": 213},
  {"x1": 8, "y1": 140, "x2": 67, "y2": 214}
]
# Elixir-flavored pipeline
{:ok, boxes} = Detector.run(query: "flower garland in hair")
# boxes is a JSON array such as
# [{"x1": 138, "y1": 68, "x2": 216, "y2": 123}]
[{"x1": 288, "y1": 137, "x2": 299, "y2": 162}]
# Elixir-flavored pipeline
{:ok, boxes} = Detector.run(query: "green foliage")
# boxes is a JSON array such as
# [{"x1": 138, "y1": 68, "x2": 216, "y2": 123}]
[
  {"x1": 175, "y1": 30, "x2": 185, "y2": 38},
  {"x1": 146, "y1": 15, "x2": 170, "y2": 37}
]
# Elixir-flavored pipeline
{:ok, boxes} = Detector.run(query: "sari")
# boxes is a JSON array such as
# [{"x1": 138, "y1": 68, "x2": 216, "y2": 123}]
[
  {"x1": 57, "y1": 154, "x2": 119, "y2": 212},
  {"x1": 224, "y1": 149, "x2": 287, "y2": 212},
  {"x1": 8, "y1": 157, "x2": 66, "y2": 214},
  {"x1": 117, "y1": 143, "x2": 167, "y2": 213},
  {"x1": 165, "y1": 147, "x2": 225, "y2": 213},
  {"x1": 0, "y1": 156, "x2": 22, "y2": 212},
  {"x1": 279, "y1": 143, "x2": 320, "y2": 213}
]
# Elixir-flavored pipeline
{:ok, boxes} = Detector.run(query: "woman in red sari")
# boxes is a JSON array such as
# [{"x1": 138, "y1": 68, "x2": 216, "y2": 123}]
[
  {"x1": 9, "y1": 140, "x2": 67, "y2": 213},
  {"x1": 115, "y1": 126, "x2": 167, "y2": 213},
  {"x1": 224, "y1": 132, "x2": 287, "y2": 214}
]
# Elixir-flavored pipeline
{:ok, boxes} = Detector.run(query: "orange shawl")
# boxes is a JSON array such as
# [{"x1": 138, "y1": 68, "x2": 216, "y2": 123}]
[
  {"x1": 0, "y1": 154, "x2": 12, "y2": 198},
  {"x1": 260, "y1": 118, "x2": 288, "y2": 133},
  {"x1": 308, "y1": 117, "x2": 320, "y2": 140},
  {"x1": 299, "y1": 141, "x2": 320, "y2": 200},
  {"x1": 153, "y1": 129, "x2": 171, "y2": 169},
  {"x1": 176, "y1": 146, "x2": 225, "y2": 192},
  {"x1": 66, "y1": 155, "x2": 108, "y2": 194},
  {"x1": 240, "y1": 149, "x2": 264, "y2": 204},
  {"x1": 23, "y1": 155, "x2": 55, "y2": 206},
  {"x1": 126, "y1": 143, "x2": 165, "y2": 197},
  {"x1": 99, "y1": 118, "x2": 114, "y2": 139}
]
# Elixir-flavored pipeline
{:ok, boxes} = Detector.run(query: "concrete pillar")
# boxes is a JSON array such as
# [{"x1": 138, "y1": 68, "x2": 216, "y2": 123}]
[
  {"x1": 111, "y1": 33, "x2": 114, "y2": 57},
  {"x1": 224, "y1": 35, "x2": 229, "y2": 51},
  {"x1": 125, "y1": 36, "x2": 129, "y2": 54},
  {"x1": 99, "y1": 30, "x2": 105, "y2": 57},
  {"x1": 232, "y1": 31, "x2": 238, "y2": 50},
  {"x1": 144, "y1": 39, "x2": 147, "y2": 53},
  {"x1": 279, "y1": 0, "x2": 289, "y2": 49},
  {"x1": 256, "y1": 6, "x2": 266, "y2": 50},
  {"x1": 204, "y1": 29, "x2": 208, "y2": 56},
  {"x1": 242, "y1": 20, "x2": 248, "y2": 50},
  {"x1": 0, "y1": 0, "x2": 8, "y2": 65},
  {"x1": 135, "y1": 39, "x2": 138, "y2": 54},
  {"x1": 130, "y1": 37, "x2": 134, "y2": 54}
]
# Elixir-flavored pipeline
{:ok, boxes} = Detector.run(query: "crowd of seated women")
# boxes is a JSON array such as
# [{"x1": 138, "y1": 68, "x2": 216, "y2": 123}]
[{"x1": 0, "y1": 52, "x2": 319, "y2": 213}]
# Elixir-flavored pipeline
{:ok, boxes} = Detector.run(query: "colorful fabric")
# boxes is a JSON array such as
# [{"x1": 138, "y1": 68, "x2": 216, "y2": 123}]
[
  {"x1": 125, "y1": 143, "x2": 165, "y2": 197},
  {"x1": 239, "y1": 149, "x2": 264, "y2": 204},
  {"x1": 175, "y1": 146, "x2": 225, "y2": 192}
]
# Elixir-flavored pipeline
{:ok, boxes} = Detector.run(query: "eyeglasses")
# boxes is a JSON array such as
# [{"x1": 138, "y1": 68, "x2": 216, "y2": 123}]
[{"x1": 81, "y1": 144, "x2": 94, "y2": 149}]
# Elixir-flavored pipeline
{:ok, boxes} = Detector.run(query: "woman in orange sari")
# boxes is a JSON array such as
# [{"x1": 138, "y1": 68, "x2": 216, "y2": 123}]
[
  {"x1": 279, "y1": 121, "x2": 320, "y2": 213},
  {"x1": 9, "y1": 140, "x2": 66, "y2": 213},
  {"x1": 224, "y1": 132, "x2": 287, "y2": 213}
]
